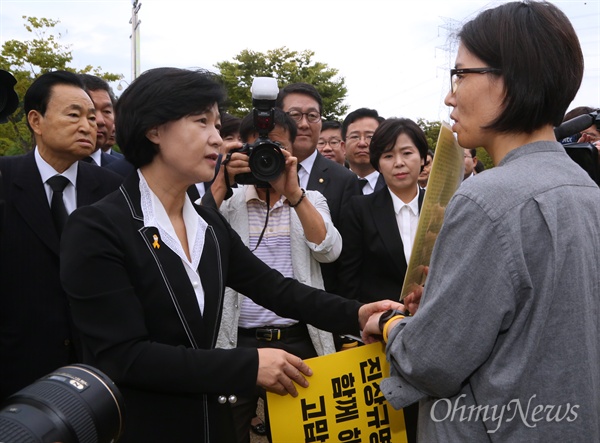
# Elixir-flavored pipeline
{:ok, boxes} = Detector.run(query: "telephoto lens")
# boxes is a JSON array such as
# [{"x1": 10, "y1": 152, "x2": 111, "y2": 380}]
[{"x1": 0, "y1": 364, "x2": 125, "y2": 443}]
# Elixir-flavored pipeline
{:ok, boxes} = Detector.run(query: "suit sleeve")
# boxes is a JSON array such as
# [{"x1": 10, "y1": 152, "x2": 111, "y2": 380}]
[
  {"x1": 336, "y1": 196, "x2": 364, "y2": 300},
  {"x1": 60, "y1": 204, "x2": 259, "y2": 396},
  {"x1": 201, "y1": 208, "x2": 363, "y2": 334}
]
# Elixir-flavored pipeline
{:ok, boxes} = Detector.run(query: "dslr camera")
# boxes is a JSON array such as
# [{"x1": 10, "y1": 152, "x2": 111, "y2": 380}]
[{"x1": 231, "y1": 77, "x2": 286, "y2": 188}]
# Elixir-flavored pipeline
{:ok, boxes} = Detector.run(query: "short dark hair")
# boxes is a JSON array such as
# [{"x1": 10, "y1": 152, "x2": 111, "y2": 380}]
[
  {"x1": 239, "y1": 108, "x2": 297, "y2": 144},
  {"x1": 369, "y1": 118, "x2": 429, "y2": 172},
  {"x1": 341, "y1": 108, "x2": 384, "y2": 140},
  {"x1": 79, "y1": 74, "x2": 110, "y2": 93},
  {"x1": 79, "y1": 73, "x2": 117, "y2": 105},
  {"x1": 426, "y1": 149, "x2": 434, "y2": 166},
  {"x1": 468, "y1": 148, "x2": 477, "y2": 158},
  {"x1": 24, "y1": 70, "x2": 86, "y2": 131},
  {"x1": 459, "y1": 1, "x2": 583, "y2": 133},
  {"x1": 275, "y1": 82, "x2": 323, "y2": 114},
  {"x1": 115, "y1": 67, "x2": 226, "y2": 168},
  {"x1": 321, "y1": 120, "x2": 342, "y2": 132},
  {"x1": 220, "y1": 112, "x2": 242, "y2": 139}
]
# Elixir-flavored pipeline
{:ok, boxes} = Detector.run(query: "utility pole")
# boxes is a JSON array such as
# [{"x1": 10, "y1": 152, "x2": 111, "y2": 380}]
[{"x1": 130, "y1": 0, "x2": 142, "y2": 81}]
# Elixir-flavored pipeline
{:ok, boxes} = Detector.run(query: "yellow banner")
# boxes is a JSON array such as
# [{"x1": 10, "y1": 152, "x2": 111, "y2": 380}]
[
  {"x1": 268, "y1": 342, "x2": 407, "y2": 443},
  {"x1": 400, "y1": 122, "x2": 464, "y2": 300}
]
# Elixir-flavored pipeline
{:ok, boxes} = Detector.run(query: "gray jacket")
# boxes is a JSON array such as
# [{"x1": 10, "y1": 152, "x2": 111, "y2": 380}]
[{"x1": 381, "y1": 141, "x2": 600, "y2": 442}]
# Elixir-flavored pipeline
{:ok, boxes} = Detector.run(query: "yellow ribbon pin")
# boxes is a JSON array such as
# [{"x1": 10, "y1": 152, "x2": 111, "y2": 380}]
[{"x1": 152, "y1": 234, "x2": 160, "y2": 249}]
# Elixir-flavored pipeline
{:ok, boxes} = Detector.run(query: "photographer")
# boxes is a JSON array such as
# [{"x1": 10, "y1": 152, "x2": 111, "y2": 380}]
[{"x1": 205, "y1": 108, "x2": 340, "y2": 443}]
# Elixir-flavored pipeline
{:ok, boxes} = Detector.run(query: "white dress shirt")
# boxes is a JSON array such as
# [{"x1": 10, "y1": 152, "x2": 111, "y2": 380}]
[
  {"x1": 35, "y1": 147, "x2": 78, "y2": 215},
  {"x1": 388, "y1": 187, "x2": 420, "y2": 263}
]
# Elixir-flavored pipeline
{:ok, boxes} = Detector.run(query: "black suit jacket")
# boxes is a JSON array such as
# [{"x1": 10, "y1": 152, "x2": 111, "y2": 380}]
[
  {"x1": 307, "y1": 152, "x2": 361, "y2": 293},
  {"x1": 307, "y1": 151, "x2": 360, "y2": 226},
  {"x1": 60, "y1": 172, "x2": 362, "y2": 443},
  {"x1": 99, "y1": 151, "x2": 118, "y2": 166},
  {"x1": 337, "y1": 186, "x2": 425, "y2": 302},
  {"x1": 108, "y1": 149, "x2": 124, "y2": 159},
  {"x1": 104, "y1": 156, "x2": 135, "y2": 177},
  {"x1": 374, "y1": 172, "x2": 386, "y2": 192},
  {"x1": 0, "y1": 152, "x2": 122, "y2": 400}
]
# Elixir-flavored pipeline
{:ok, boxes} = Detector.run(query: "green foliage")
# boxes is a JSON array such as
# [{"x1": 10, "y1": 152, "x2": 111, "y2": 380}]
[
  {"x1": 215, "y1": 47, "x2": 348, "y2": 120},
  {"x1": 0, "y1": 16, "x2": 122, "y2": 155},
  {"x1": 417, "y1": 118, "x2": 441, "y2": 151},
  {"x1": 474, "y1": 147, "x2": 493, "y2": 171}
]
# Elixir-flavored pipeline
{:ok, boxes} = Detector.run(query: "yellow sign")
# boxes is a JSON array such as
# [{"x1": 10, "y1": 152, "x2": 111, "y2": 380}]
[
  {"x1": 268, "y1": 342, "x2": 407, "y2": 443},
  {"x1": 400, "y1": 122, "x2": 464, "y2": 300}
]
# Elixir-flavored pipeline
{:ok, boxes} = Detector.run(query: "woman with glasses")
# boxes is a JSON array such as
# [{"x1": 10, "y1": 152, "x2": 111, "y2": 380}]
[{"x1": 362, "y1": 1, "x2": 600, "y2": 441}]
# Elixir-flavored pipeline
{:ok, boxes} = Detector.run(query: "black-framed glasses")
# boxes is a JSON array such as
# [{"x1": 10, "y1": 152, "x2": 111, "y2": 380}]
[
  {"x1": 450, "y1": 67, "x2": 501, "y2": 93},
  {"x1": 346, "y1": 134, "x2": 373, "y2": 144},
  {"x1": 287, "y1": 110, "x2": 321, "y2": 123},
  {"x1": 317, "y1": 138, "x2": 342, "y2": 148}
]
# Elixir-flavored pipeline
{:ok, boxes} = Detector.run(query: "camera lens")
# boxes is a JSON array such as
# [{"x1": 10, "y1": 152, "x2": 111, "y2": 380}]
[
  {"x1": 249, "y1": 141, "x2": 285, "y2": 183},
  {"x1": 0, "y1": 364, "x2": 125, "y2": 443}
]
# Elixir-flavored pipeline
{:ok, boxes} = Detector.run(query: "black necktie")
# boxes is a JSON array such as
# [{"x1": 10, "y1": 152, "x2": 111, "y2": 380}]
[
  {"x1": 47, "y1": 175, "x2": 70, "y2": 235},
  {"x1": 358, "y1": 178, "x2": 368, "y2": 189}
]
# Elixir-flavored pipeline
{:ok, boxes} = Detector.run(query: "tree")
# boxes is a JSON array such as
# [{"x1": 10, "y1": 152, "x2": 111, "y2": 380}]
[
  {"x1": 417, "y1": 118, "x2": 442, "y2": 151},
  {"x1": 0, "y1": 16, "x2": 122, "y2": 155},
  {"x1": 215, "y1": 47, "x2": 348, "y2": 120}
]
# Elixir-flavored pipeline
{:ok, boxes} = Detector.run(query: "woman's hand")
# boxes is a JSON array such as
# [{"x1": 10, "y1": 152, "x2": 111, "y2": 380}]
[{"x1": 256, "y1": 348, "x2": 312, "y2": 396}]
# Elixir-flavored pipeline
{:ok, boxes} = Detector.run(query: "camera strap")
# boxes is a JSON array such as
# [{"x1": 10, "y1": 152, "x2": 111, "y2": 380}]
[{"x1": 251, "y1": 188, "x2": 270, "y2": 252}]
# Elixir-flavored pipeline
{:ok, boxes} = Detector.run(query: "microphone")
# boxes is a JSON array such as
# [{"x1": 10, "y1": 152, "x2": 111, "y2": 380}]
[{"x1": 554, "y1": 111, "x2": 598, "y2": 141}]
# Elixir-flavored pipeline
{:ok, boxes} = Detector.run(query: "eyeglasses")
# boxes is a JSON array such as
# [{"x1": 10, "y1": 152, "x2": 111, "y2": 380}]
[
  {"x1": 346, "y1": 134, "x2": 373, "y2": 144},
  {"x1": 463, "y1": 154, "x2": 473, "y2": 159},
  {"x1": 287, "y1": 110, "x2": 321, "y2": 123},
  {"x1": 450, "y1": 67, "x2": 501, "y2": 93},
  {"x1": 317, "y1": 138, "x2": 341, "y2": 148}
]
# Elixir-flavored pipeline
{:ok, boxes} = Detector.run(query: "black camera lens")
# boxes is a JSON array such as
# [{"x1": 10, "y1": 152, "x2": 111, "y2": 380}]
[
  {"x1": 249, "y1": 141, "x2": 285, "y2": 183},
  {"x1": 0, "y1": 364, "x2": 125, "y2": 443}
]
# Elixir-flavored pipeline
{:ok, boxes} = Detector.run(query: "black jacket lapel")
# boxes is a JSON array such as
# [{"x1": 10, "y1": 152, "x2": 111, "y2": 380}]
[
  {"x1": 372, "y1": 189, "x2": 408, "y2": 274},
  {"x1": 12, "y1": 153, "x2": 60, "y2": 254}
]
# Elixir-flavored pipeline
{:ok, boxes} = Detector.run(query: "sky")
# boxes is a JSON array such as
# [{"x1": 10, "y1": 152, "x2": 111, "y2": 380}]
[{"x1": 0, "y1": 0, "x2": 598, "y2": 123}]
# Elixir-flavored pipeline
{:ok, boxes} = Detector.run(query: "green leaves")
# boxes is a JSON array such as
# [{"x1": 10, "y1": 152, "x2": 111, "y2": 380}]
[
  {"x1": 0, "y1": 16, "x2": 122, "y2": 155},
  {"x1": 215, "y1": 47, "x2": 348, "y2": 120}
]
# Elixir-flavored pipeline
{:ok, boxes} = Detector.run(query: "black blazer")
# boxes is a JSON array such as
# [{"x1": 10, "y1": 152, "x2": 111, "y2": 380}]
[
  {"x1": 0, "y1": 152, "x2": 122, "y2": 400},
  {"x1": 337, "y1": 186, "x2": 425, "y2": 303},
  {"x1": 307, "y1": 151, "x2": 360, "y2": 227},
  {"x1": 60, "y1": 172, "x2": 362, "y2": 443},
  {"x1": 307, "y1": 152, "x2": 361, "y2": 293},
  {"x1": 99, "y1": 151, "x2": 118, "y2": 166}
]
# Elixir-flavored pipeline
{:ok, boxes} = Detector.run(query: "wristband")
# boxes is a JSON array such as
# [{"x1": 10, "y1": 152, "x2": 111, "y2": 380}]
[
  {"x1": 383, "y1": 315, "x2": 404, "y2": 343},
  {"x1": 378, "y1": 309, "x2": 408, "y2": 332},
  {"x1": 289, "y1": 188, "x2": 306, "y2": 208}
]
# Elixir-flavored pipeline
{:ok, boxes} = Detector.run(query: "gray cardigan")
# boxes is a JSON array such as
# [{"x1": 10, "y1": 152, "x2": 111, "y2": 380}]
[
  {"x1": 381, "y1": 141, "x2": 600, "y2": 442},
  {"x1": 215, "y1": 186, "x2": 339, "y2": 356}
]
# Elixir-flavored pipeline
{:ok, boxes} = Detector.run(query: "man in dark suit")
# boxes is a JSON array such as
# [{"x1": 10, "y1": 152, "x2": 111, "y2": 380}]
[
  {"x1": 342, "y1": 107, "x2": 387, "y2": 195},
  {"x1": 0, "y1": 70, "x2": 122, "y2": 400},
  {"x1": 275, "y1": 83, "x2": 360, "y2": 293},
  {"x1": 79, "y1": 74, "x2": 118, "y2": 167}
]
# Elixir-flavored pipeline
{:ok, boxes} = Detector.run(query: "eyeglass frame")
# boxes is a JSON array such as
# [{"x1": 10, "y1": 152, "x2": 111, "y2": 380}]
[
  {"x1": 287, "y1": 110, "x2": 322, "y2": 124},
  {"x1": 345, "y1": 133, "x2": 374, "y2": 144},
  {"x1": 317, "y1": 138, "x2": 342, "y2": 148},
  {"x1": 450, "y1": 67, "x2": 501, "y2": 93}
]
